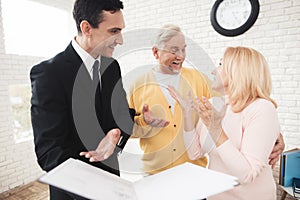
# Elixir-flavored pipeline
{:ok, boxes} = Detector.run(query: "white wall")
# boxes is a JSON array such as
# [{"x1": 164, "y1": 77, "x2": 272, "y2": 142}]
[
  {"x1": 0, "y1": 0, "x2": 74, "y2": 193},
  {"x1": 0, "y1": 0, "x2": 299, "y2": 197}
]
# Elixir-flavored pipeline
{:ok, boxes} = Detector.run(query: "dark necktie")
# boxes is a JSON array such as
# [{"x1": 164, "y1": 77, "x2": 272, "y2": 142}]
[
  {"x1": 93, "y1": 60, "x2": 103, "y2": 124},
  {"x1": 93, "y1": 60, "x2": 100, "y2": 88}
]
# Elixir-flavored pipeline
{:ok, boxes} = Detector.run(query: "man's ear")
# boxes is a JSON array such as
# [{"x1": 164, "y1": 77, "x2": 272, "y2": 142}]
[
  {"x1": 80, "y1": 20, "x2": 92, "y2": 37},
  {"x1": 152, "y1": 47, "x2": 159, "y2": 59}
]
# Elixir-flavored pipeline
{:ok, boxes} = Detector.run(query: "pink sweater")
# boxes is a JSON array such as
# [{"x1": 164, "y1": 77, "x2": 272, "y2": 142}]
[{"x1": 184, "y1": 98, "x2": 280, "y2": 200}]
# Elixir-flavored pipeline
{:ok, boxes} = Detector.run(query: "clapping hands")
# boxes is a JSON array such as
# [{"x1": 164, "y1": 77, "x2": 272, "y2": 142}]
[
  {"x1": 168, "y1": 86, "x2": 227, "y2": 142},
  {"x1": 194, "y1": 96, "x2": 226, "y2": 131}
]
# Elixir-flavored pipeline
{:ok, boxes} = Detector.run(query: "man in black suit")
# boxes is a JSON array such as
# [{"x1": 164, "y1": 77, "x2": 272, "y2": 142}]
[{"x1": 30, "y1": 0, "x2": 134, "y2": 199}]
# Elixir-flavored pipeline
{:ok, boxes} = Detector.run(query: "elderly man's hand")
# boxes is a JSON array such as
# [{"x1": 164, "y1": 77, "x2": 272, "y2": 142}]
[
  {"x1": 269, "y1": 133, "x2": 285, "y2": 168},
  {"x1": 142, "y1": 104, "x2": 170, "y2": 127}
]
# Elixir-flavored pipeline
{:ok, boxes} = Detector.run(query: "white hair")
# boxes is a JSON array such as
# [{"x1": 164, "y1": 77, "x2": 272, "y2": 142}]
[{"x1": 154, "y1": 24, "x2": 183, "y2": 48}]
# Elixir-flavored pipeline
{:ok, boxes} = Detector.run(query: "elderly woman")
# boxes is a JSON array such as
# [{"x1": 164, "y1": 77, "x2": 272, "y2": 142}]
[{"x1": 169, "y1": 46, "x2": 280, "y2": 200}]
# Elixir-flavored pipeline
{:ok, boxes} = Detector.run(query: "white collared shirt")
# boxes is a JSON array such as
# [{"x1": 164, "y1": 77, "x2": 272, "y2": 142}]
[{"x1": 71, "y1": 38, "x2": 101, "y2": 81}]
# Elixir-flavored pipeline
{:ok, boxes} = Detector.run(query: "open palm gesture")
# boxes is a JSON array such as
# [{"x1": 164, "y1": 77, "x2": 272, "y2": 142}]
[
  {"x1": 80, "y1": 128, "x2": 121, "y2": 162},
  {"x1": 167, "y1": 85, "x2": 194, "y2": 114}
]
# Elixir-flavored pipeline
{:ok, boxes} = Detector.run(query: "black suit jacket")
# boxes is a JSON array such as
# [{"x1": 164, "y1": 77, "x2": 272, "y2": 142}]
[{"x1": 30, "y1": 43, "x2": 134, "y2": 176}]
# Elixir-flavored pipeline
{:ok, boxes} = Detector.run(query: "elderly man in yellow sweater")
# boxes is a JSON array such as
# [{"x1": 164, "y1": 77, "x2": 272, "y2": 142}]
[
  {"x1": 128, "y1": 24, "x2": 211, "y2": 174},
  {"x1": 128, "y1": 24, "x2": 285, "y2": 175}
]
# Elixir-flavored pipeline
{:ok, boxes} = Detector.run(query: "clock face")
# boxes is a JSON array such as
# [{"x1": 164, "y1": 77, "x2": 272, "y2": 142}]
[
  {"x1": 216, "y1": 0, "x2": 252, "y2": 30},
  {"x1": 210, "y1": 0, "x2": 260, "y2": 37}
]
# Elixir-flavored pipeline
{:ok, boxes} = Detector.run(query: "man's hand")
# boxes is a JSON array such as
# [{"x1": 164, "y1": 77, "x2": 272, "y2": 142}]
[
  {"x1": 79, "y1": 128, "x2": 121, "y2": 162},
  {"x1": 142, "y1": 104, "x2": 170, "y2": 127},
  {"x1": 269, "y1": 133, "x2": 285, "y2": 168},
  {"x1": 167, "y1": 86, "x2": 193, "y2": 114}
]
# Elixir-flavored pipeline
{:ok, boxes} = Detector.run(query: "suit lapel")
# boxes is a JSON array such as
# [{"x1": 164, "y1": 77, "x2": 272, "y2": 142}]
[
  {"x1": 64, "y1": 45, "x2": 118, "y2": 134},
  {"x1": 65, "y1": 43, "x2": 106, "y2": 149},
  {"x1": 64, "y1": 43, "x2": 94, "y2": 99}
]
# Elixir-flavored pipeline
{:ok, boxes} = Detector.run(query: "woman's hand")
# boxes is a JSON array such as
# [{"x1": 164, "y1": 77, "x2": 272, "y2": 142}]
[{"x1": 195, "y1": 96, "x2": 227, "y2": 143}]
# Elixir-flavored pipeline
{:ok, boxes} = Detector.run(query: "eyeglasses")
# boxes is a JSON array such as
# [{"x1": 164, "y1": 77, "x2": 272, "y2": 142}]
[{"x1": 159, "y1": 47, "x2": 186, "y2": 57}]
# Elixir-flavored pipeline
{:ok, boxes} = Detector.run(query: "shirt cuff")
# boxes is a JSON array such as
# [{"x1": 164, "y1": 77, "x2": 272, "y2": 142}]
[{"x1": 135, "y1": 115, "x2": 148, "y2": 127}]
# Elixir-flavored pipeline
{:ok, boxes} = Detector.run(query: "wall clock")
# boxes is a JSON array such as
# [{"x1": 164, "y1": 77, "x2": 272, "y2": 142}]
[{"x1": 210, "y1": 0, "x2": 260, "y2": 37}]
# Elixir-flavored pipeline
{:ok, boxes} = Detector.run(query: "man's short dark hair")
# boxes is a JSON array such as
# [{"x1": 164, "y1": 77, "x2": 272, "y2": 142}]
[{"x1": 73, "y1": 0, "x2": 124, "y2": 33}]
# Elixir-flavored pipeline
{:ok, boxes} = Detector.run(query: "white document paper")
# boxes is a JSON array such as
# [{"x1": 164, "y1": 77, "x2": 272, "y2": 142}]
[{"x1": 39, "y1": 158, "x2": 238, "y2": 200}]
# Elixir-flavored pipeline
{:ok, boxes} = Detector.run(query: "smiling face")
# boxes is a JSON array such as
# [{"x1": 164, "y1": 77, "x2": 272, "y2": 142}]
[
  {"x1": 78, "y1": 10, "x2": 125, "y2": 58},
  {"x1": 211, "y1": 59, "x2": 228, "y2": 95},
  {"x1": 152, "y1": 33, "x2": 186, "y2": 74},
  {"x1": 89, "y1": 10, "x2": 125, "y2": 58}
]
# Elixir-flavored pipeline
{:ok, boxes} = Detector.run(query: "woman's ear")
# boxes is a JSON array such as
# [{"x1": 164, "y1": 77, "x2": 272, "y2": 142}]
[
  {"x1": 80, "y1": 20, "x2": 92, "y2": 37},
  {"x1": 152, "y1": 47, "x2": 159, "y2": 59}
]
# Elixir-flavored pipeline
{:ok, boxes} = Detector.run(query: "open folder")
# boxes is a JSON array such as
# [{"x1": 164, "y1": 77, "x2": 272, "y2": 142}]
[{"x1": 39, "y1": 158, "x2": 238, "y2": 200}]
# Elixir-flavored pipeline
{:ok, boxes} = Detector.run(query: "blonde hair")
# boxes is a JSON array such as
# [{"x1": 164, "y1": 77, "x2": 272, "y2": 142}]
[
  {"x1": 154, "y1": 24, "x2": 182, "y2": 48},
  {"x1": 223, "y1": 46, "x2": 277, "y2": 112}
]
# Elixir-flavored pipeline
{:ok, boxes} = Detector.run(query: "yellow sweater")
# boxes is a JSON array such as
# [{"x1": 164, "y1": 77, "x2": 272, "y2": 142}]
[{"x1": 128, "y1": 67, "x2": 211, "y2": 174}]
